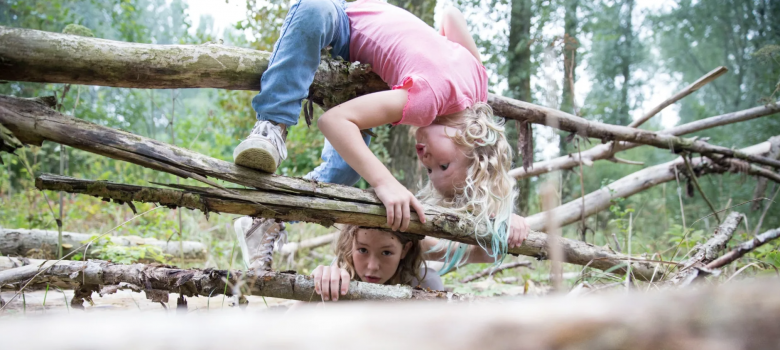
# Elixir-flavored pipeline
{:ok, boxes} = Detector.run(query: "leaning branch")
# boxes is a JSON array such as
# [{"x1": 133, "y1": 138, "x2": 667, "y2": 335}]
[
  {"x1": 36, "y1": 174, "x2": 659, "y2": 280},
  {"x1": 2, "y1": 27, "x2": 778, "y2": 163},
  {"x1": 705, "y1": 227, "x2": 780, "y2": 270},
  {"x1": 0, "y1": 257, "x2": 454, "y2": 301}
]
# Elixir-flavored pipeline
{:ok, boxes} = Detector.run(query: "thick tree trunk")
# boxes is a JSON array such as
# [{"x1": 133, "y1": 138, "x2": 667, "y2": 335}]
[
  {"x1": 4, "y1": 279, "x2": 780, "y2": 349},
  {"x1": 509, "y1": 103, "x2": 780, "y2": 178},
  {"x1": 0, "y1": 228, "x2": 207, "y2": 261},
  {"x1": 35, "y1": 173, "x2": 659, "y2": 280},
  {"x1": 524, "y1": 141, "x2": 773, "y2": 231},
  {"x1": 4, "y1": 27, "x2": 776, "y2": 163},
  {"x1": 0, "y1": 257, "x2": 455, "y2": 301},
  {"x1": 508, "y1": 0, "x2": 534, "y2": 215}
]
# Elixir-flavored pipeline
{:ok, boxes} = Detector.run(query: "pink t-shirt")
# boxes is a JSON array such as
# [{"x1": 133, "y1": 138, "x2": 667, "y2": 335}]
[{"x1": 346, "y1": 0, "x2": 489, "y2": 127}]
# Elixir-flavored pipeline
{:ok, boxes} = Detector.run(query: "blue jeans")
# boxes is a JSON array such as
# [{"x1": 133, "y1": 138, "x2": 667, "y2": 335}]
[{"x1": 252, "y1": 0, "x2": 368, "y2": 186}]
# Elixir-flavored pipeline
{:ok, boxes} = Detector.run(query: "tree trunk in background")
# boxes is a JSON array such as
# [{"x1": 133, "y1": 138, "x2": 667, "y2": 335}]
[
  {"x1": 508, "y1": 0, "x2": 533, "y2": 215},
  {"x1": 617, "y1": 0, "x2": 635, "y2": 126},
  {"x1": 384, "y1": 0, "x2": 436, "y2": 191},
  {"x1": 559, "y1": 0, "x2": 579, "y2": 154}
]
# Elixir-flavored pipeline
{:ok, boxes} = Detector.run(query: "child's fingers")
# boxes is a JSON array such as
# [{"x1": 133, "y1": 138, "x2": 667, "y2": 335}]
[
  {"x1": 329, "y1": 265, "x2": 342, "y2": 301},
  {"x1": 393, "y1": 203, "x2": 403, "y2": 231},
  {"x1": 312, "y1": 265, "x2": 323, "y2": 295},
  {"x1": 340, "y1": 269, "x2": 350, "y2": 296},
  {"x1": 401, "y1": 201, "x2": 411, "y2": 232},
  {"x1": 321, "y1": 266, "x2": 332, "y2": 301},
  {"x1": 386, "y1": 204, "x2": 395, "y2": 228},
  {"x1": 410, "y1": 197, "x2": 426, "y2": 224}
]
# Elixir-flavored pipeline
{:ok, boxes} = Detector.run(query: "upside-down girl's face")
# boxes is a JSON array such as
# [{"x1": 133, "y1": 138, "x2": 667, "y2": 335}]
[
  {"x1": 415, "y1": 124, "x2": 469, "y2": 198},
  {"x1": 352, "y1": 229, "x2": 411, "y2": 285}
]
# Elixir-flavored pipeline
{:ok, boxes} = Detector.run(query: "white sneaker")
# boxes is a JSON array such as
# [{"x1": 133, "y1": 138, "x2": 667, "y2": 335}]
[
  {"x1": 233, "y1": 216, "x2": 287, "y2": 271},
  {"x1": 233, "y1": 120, "x2": 288, "y2": 173}
]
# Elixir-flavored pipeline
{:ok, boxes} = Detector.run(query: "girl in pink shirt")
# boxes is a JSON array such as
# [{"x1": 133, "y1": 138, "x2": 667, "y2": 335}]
[{"x1": 234, "y1": 0, "x2": 529, "y2": 274}]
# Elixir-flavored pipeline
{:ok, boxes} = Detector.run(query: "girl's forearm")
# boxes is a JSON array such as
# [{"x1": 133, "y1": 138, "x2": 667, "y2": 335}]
[{"x1": 319, "y1": 117, "x2": 395, "y2": 187}]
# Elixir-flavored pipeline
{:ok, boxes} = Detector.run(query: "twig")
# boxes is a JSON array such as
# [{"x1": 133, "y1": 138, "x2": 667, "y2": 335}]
[
  {"x1": 705, "y1": 227, "x2": 780, "y2": 270},
  {"x1": 576, "y1": 138, "x2": 586, "y2": 242},
  {"x1": 459, "y1": 261, "x2": 533, "y2": 283},
  {"x1": 682, "y1": 154, "x2": 721, "y2": 223},
  {"x1": 753, "y1": 185, "x2": 779, "y2": 235}
]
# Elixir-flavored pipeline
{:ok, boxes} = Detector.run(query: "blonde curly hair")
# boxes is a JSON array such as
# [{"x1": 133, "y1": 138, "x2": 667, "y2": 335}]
[
  {"x1": 335, "y1": 225, "x2": 426, "y2": 286},
  {"x1": 416, "y1": 102, "x2": 517, "y2": 273}
]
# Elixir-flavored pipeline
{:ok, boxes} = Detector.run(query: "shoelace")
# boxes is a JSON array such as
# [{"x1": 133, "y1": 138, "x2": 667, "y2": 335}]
[
  {"x1": 249, "y1": 217, "x2": 287, "y2": 271},
  {"x1": 247, "y1": 121, "x2": 288, "y2": 161}
]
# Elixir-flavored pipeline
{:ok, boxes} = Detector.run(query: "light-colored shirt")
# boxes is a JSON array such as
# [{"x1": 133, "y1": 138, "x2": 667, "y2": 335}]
[{"x1": 346, "y1": 0, "x2": 488, "y2": 127}]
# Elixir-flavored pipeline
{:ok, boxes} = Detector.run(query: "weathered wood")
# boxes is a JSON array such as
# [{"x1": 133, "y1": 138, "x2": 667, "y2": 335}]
[
  {"x1": 2, "y1": 26, "x2": 779, "y2": 164},
  {"x1": 509, "y1": 103, "x2": 780, "y2": 179},
  {"x1": 459, "y1": 261, "x2": 533, "y2": 283},
  {"x1": 35, "y1": 174, "x2": 659, "y2": 280},
  {"x1": 0, "y1": 257, "x2": 454, "y2": 302},
  {"x1": 524, "y1": 142, "x2": 774, "y2": 231},
  {"x1": 705, "y1": 227, "x2": 780, "y2": 270},
  {"x1": 666, "y1": 212, "x2": 743, "y2": 286},
  {"x1": 4, "y1": 279, "x2": 780, "y2": 349},
  {"x1": 281, "y1": 233, "x2": 337, "y2": 256},
  {"x1": 0, "y1": 228, "x2": 207, "y2": 261}
]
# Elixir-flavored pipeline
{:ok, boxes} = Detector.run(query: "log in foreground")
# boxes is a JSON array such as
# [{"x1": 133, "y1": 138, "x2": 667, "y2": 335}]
[
  {"x1": 3, "y1": 27, "x2": 780, "y2": 165},
  {"x1": 0, "y1": 257, "x2": 455, "y2": 302},
  {"x1": 36, "y1": 174, "x2": 659, "y2": 280},
  {"x1": 524, "y1": 141, "x2": 773, "y2": 231},
  {"x1": 4, "y1": 279, "x2": 780, "y2": 350},
  {"x1": 0, "y1": 228, "x2": 207, "y2": 261}
]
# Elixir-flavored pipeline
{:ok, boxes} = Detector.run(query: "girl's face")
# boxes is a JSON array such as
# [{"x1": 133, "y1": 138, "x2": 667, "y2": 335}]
[
  {"x1": 415, "y1": 124, "x2": 470, "y2": 198},
  {"x1": 352, "y1": 229, "x2": 412, "y2": 284}
]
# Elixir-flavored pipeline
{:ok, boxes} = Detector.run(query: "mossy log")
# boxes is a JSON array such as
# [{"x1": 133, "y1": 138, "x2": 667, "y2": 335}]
[
  {"x1": 4, "y1": 278, "x2": 780, "y2": 349},
  {"x1": 0, "y1": 228, "x2": 207, "y2": 261},
  {"x1": 35, "y1": 173, "x2": 659, "y2": 280},
  {"x1": 0, "y1": 257, "x2": 455, "y2": 302},
  {"x1": 3, "y1": 27, "x2": 780, "y2": 167}
]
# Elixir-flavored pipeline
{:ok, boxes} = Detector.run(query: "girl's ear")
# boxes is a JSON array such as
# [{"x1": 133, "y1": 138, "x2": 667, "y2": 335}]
[{"x1": 400, "y1": 241, "x2": 413, "y2": 259}]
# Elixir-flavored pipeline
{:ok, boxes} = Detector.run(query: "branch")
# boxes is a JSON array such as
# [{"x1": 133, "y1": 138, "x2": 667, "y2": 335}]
[
  {"x1": 0, "y1": 228, "x2": 207, "y2": 261},
  {"x1": 35, "y1": 173, "x2": 659, "y2": 280},
  {"x1": 705, "y1": 227, "x2": 780, "y2": 270},
  {"x1": 459, "y1": 261, "x2": 533, "y2": 283},
  {"x1": 0, "y1": 257, "x2": 457, "y2": 301},
  {"x1": 280, "y1": 233, "x2": 337, "y2": 257},
  {"x1": 1, "y1": 27, "x2": 777, "y2": 161},
  {"x1": 509, "y1": 102, "x2": 780, "y2": 179}
]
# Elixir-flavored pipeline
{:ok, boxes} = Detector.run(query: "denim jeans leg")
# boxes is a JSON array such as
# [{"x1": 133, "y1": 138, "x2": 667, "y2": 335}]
[
  {"x1": 251, "y1": 0, "x2": 350, "y2": 126},
  {"x1": 304, "y1": 131, "x2": 372, "y2": 186}
]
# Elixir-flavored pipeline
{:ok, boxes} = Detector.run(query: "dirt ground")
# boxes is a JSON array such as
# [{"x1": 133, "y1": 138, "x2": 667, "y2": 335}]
[{"x1": 1, "y1": 289, "x2": 295, "y2": 316}]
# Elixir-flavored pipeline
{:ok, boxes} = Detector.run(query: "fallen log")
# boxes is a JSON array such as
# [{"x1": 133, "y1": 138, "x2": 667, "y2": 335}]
[
  {"x1": 35, "y1": 174, "x2": 659, "y2": 280},
  {"x1": 525, "y1": 141, "x2": 774, "y2": 231},
  {"x1": 3, "y1": 27, "x2": 779, "y2": 165},
  {"x1": 4, "y1": 278, "x2": 780, "y2": 350},
  {"x1": 0, "y1": 228, "x2": 207, "y2": 261},
  {"x1": 666, "y1": 212, "x2": 743, "y2": 285},
  {"x1": 0, "y1": 257, "x2": 455, "y2": 302},
  {"x1": 509, "y1": 102, "x2": 780, "y2": 179}
]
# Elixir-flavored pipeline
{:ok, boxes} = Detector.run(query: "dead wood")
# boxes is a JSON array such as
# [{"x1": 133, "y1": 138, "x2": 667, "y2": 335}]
[
  {"x1": 0, "y1": 257, "x2": 458, "y2": 302},
  {"x1": 281, "y1": 233, "x2": 337, "y2": 256},
  {"x1": 35, "y1": 174, "x2": 659, "y2": 280},
  {"x1": 459, "y1": 261, "x2": 533, "y2": 283},
  {"x1": 705, "y1": 227, "x2": 780, "y2": 270},
  {"x1": 509, "y1": 103, "x2": 780, "y2": 179},
  {"x1": 666, "y1": 212, "x2": 743, "y2": 286},
  {"x1": 524, "y1": 142, "x2": 774, "y2": 231},
  {"x1": 2, "y1": 27, "x2": 779, "y2": 163},
  {"x1": 4, "y1": 279, "x2": 780, "y2": 349},
  {"x1": 0, "y1": 228, "x2": 207, "y2": 261}
]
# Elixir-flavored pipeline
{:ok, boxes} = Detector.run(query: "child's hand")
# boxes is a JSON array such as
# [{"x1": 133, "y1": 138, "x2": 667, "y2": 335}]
[
  {"x1": 374, "y1": 179, "x2": 427, "y2": 232},
  {"x1": 312, "y1": 265, "x2": 351, "y2": 301},
  {"x1": 509, "y1": 213, "x2": 529, "y2": 248}
]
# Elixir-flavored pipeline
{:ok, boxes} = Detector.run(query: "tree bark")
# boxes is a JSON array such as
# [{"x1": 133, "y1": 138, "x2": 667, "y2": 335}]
[
  {"x1": 35, "y1": 173, "x2": 659, "y2": 280},
  {"x1": 4, "y1": 279, "x2": 780, "y2": 349},
  {"x1": 508, "y1": 0, "x2": 534, "y2": 215},
  {"x1": 0, "y1": 228, "x2": 207, "y2": 261},
  {"x1": 509, "y1": 102, "x2": 780, "y2": 178},
  {"x1": 523, "y1": 141, "x2": 773, "y2": 231},
  {"x1": 0, "y1": 257, "x2": 455, "y2": 301},
  {"x1": 4, "y1": 27, "x2": 775, "y2": 163}
]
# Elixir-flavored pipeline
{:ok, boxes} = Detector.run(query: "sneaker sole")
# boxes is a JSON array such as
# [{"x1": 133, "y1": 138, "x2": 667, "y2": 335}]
[{"x1": 235, "y1": 148, "x2": 278, "y2": 173}]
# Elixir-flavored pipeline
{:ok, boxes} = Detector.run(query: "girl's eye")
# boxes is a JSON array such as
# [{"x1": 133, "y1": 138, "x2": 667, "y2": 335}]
[
  {"x1": 440, "y1": 164, "x2": 449, "y2": 171},
  {"x1": 427, "y1": 168, "x2": 432, "y2": 174},
  {"x1": 382, "y1": 251, "x2": 393, "y2": 256},
  {"x1": 357, "y1": 248, "x2": 368, "y2": 254}
]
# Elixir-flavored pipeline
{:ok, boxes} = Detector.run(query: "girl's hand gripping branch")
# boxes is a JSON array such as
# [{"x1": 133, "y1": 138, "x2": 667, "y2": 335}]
[
  {"x1": 318, "y1": 89, "x2": 427, "y2": 232},
  {"x1": 312, "y1": 265, "x2": 351, "y2": 301},
  {"x1": 509, "y1": 213, "x2": 530, "y2": 248}
]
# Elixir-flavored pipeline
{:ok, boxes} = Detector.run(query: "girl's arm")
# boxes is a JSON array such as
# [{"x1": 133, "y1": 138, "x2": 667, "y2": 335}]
[
  {"x1": 318, "y1": 89, "x2": 426, "y2": 232},
  {"x1": 422, "y1": 214, "x2": 529, "y2": 264},
  {"x1": 439, "y1": 7, "x2": 481, "y2": 61}
]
